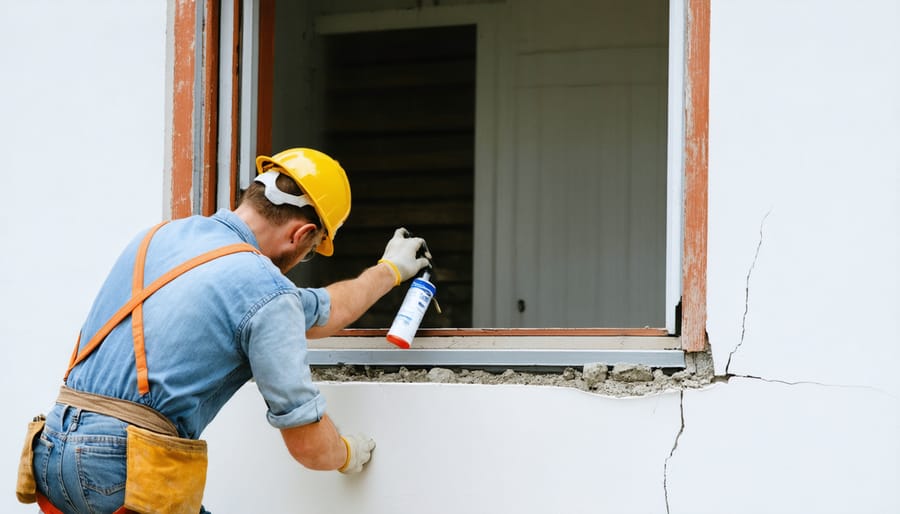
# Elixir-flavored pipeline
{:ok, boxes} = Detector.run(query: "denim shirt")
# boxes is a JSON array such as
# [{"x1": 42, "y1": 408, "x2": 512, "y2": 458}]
[{"x1": 64, "y1": 210, "x2": 330, "y2": 439}]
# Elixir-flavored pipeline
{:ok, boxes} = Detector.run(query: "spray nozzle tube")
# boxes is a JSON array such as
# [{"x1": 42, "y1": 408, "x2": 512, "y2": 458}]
[
  {"x1": 415, "y1": 237, "x2": 441, "y2": 314},
  {"x1": 425, "y1": 277, "x2": 441, "y2": 314}
]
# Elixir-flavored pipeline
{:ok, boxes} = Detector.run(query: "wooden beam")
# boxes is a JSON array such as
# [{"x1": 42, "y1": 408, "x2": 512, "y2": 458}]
[
  {"x1": 681, "y1": 0, "x2": 710, "y2": 352},
  {"x1": 201, "y1": 0, "x2": 221, "y2": 216},
  {"x1": 171, "y1": 0, "x2": 198, "y2": 219},
  {"x1": 229, "y1": 0, "x2": 242, "y2": 209}
]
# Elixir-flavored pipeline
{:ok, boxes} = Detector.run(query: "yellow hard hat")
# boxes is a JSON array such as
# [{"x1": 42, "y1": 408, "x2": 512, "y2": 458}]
[{"x1": 255, "y1": 148, "x2": 351, "y2": 256}]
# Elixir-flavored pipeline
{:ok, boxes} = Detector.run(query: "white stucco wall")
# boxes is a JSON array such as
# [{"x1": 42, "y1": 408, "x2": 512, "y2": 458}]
[
  {"x1": 205, "y1": 2, "x2": 900, "y2": 512},
  {"x1": 0, "y1": 1, "x2": 167, "y2": 511},
  {"x1": 2, "y1": 1, "x2": 898, "y2": 513},
  {"x1": 706, "y1": 0, "x2": 900, "y2": 394}
]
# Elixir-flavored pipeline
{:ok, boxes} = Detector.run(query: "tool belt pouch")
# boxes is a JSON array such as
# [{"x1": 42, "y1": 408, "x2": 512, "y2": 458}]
[
  {"x1": 15, "y1": 415, "x2": 46, "y2": 504},
  {"x1": 125, "y1": 425, "x2": 208, "y2": 514}
]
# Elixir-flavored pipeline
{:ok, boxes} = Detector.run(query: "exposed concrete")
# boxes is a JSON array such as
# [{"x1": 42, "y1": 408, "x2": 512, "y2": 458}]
[
  {"x1": 312, "y1": 350, "x2": 715, "y2": 397},
  {"x1": 426, "y1": 367, "x2": 455, "y2": 383},
  {"x1": 582, "y1": 362, "x2": 608, "y2": 387},
  {"x1": 610, "y1": 364, "x2": 654, "y2": 382}
]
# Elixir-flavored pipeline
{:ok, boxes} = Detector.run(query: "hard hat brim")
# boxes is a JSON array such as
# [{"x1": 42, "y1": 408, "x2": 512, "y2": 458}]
[{"x1": 317, "y1": 236, "x2": 334, "y2": 256}]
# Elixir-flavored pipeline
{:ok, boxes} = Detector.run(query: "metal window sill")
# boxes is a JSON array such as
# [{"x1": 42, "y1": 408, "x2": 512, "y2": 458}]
[{"x1": 308, "y1": 336, "x2": 685, "y2": 369}]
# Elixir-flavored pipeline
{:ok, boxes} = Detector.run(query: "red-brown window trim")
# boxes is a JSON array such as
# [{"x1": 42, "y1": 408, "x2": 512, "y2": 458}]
[
  {"x1": 169, "y1": 0, "x2": 197, "y2": 220},
  {"x1": 227, "y1": 0, "x2": 242, "y2": 210},
  {"x1": 169, "y1": 0, "x2": 709, "y2": 351},
  {"x1": 681, "y1": 0, "x2": 710, "y2": 352},
  {"x1": 201, "y1": 0, "x2": 221, "y2": 217}
]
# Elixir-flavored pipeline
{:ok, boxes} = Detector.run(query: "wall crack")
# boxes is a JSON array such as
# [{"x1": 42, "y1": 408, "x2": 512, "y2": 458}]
[
  {"x1": 725, "y1": 373, "x2": 898, "y2": 399},
  {"x1": 725, "y1": 209, "x2": 772, "y2": 374},
  {"x1": 663, "y1": 390, "x2": 685, "y2": 514}
]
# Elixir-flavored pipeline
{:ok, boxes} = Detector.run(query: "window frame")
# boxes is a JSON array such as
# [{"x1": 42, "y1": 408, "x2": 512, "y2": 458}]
[{"x1": 167, "y1": 0, "x2": 709, "y2": 362}]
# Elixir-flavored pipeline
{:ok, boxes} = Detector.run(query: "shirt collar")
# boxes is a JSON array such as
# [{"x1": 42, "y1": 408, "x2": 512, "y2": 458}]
[{"x1": 212, "y1": 209, "x2": 261, "y2": 249}]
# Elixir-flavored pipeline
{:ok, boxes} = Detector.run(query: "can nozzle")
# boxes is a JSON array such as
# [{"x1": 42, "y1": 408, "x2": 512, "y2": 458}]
[
  {"x1": 420, "y1": 269, "x2": 442, "y2": 314},
  {"x1": 417, "y1": 238, "x2": 441, "y2": 315},
  {"x1": 432, "y1": 294, "x2": 443, "y2": 315}
]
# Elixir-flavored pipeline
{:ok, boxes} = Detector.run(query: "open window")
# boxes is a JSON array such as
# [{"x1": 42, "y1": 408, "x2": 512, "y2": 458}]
[
  {"x1": 285, "y1": 23, "x2": 477, "y2": 330},
  {"x1": 173, "y1": 0, "x2": 709, "y2": 368}
]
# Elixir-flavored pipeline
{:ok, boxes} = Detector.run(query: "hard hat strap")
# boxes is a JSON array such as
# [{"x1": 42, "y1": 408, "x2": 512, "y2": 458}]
[{"x1": 254, "y1": 170, "x2": 314, "y2": 209}]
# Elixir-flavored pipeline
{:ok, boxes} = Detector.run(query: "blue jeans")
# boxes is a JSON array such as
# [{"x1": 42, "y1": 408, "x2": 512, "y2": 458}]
[
  {"x1": 33, "y1": 405, "x2": 212, "y2": 514},
  {"x1": 33, "y1": 405, "x2": 128, "y2": 514}
]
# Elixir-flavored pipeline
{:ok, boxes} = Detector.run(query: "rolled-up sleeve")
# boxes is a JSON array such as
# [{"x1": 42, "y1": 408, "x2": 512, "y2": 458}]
[
  {"x1": 241, "y1": 292, "x2": 327, "y2": 429},
  {"x1": 298, "y1": 287, "x2": 330, "y2": 329}
]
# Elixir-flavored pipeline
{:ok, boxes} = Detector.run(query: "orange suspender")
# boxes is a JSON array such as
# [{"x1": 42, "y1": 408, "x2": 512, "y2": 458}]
[
  {"x1": 63, "y1": 223, "x2": 260, "y2": 391},
  {"x1": 131, "y1": 221, "x2": 168, "y2": 394}
]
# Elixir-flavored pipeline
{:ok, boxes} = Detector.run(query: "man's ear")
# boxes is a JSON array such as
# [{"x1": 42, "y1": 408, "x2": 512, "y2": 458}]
[{"x1": 289, "y1": 222, "x2": 319, "y2": 245}]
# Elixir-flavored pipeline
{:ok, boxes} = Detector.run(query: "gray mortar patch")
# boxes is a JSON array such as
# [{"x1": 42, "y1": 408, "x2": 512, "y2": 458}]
[{"x1": 312, "y1": 351, "x2": 715, "y2": 397}]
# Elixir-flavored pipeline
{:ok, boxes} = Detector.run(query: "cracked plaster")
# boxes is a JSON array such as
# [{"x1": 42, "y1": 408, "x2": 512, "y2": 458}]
[
  {"x1": 708, "y1": 195, "x2": 900, "y2": 394},
  {"x1": 663, "y1": 391, "x2": 685, "y2": 514},
  {"x1": 665, "y1": 377, "x2": 900, "y2": 514},
  {"x1": 205, "y1": 381, "x2": 684, "y2": 513},
  {"x1": 725, "y1": 209, "x2": 771, "y2": 374}
]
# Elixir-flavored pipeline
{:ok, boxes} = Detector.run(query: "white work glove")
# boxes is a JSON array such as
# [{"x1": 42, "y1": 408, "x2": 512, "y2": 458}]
[
  {"x1": 378, "y1": 228, "x2": 432, "y2": 285},
  {"x1": 339, "y1": 434, "x2": 376, "y2": 474}
]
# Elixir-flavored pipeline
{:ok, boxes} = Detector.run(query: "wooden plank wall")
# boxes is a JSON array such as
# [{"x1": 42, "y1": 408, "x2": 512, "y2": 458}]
[{"x1": 305, "y1": 25, "x2": 477, "y2": 328}]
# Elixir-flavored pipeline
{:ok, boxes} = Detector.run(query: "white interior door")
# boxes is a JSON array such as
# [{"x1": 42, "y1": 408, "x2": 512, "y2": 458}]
[{"x1": 510, "y1": 49, "x2": 668, "y2": 327}]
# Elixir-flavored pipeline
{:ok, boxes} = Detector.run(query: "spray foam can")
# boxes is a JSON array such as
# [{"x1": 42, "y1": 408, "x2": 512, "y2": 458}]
[{"x1": 386, "y1": 271, "x2": 436, "y2": 349}]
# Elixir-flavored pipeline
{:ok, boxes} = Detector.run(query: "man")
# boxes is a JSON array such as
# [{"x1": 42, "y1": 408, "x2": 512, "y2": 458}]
[{"x1": 23, "y1": 148, "x2": 431, "y2": 513}]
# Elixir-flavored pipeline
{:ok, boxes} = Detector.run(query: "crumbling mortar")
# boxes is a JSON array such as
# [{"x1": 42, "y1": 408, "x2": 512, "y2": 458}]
[
  {"x1": 726, "y1": 209, "x2": 772, "y2": 374},
  {"x1": 663, "y1": 390, "x2": 685, "y2": 514},
  {"x1": 311, "y1": 351, "x2": 716, "y2": 398}
]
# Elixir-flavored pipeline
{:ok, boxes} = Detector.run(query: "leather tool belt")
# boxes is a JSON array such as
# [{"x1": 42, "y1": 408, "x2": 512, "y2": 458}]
[{"x1": 18, "y1": 386, "x2": 208, "y2": 514}]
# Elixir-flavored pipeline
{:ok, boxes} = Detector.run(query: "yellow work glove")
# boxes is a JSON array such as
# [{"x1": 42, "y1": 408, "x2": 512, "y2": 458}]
[
  {"x1": 378, "y1": 228, "x2": 432, "y2": 285},
  {"x1": 339, "y1": 434, "x2": 376, "y2": 474}
]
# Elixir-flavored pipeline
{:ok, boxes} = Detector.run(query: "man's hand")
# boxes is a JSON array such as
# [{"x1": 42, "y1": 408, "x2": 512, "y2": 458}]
[
  {"x1": 378, "y1": 228, "x2": 432, "y2": 285},
  {"x1": 339, "y1": 434, "x2": 376, "y2": 474}
]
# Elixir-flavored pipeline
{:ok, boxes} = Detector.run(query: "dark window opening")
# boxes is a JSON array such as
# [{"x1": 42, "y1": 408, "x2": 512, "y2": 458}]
[{"x1": 288, "y1": 25, "x2": 476, "y2": 329}]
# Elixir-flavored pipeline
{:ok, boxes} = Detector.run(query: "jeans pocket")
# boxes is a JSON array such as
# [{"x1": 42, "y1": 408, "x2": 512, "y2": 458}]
[
  {"x1": 33, "y1": 435, "x2": 53, "y2": 497},
  {"x1": 75, "y1": 442, "x2": 127, "y2": 497}
]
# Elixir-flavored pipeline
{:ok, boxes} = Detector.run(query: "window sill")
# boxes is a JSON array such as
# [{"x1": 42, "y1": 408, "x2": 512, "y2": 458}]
[{"x1": 308, "y1": 333, "x2": 685, "y2": 369}]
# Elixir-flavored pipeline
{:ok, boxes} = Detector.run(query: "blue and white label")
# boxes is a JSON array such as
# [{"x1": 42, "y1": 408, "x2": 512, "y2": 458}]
[{"x1": 387, "y1": 278, "x2": 436, "y2": 346}]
